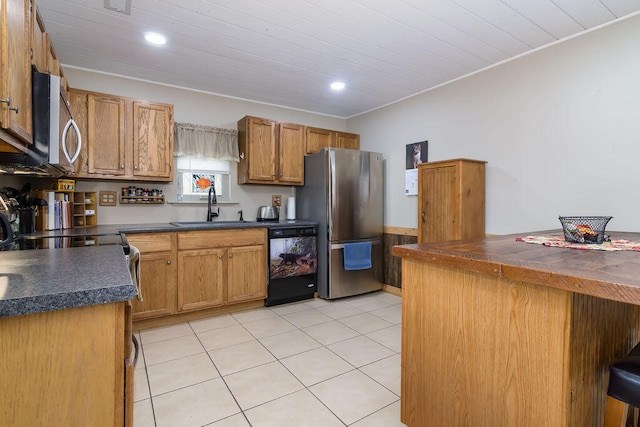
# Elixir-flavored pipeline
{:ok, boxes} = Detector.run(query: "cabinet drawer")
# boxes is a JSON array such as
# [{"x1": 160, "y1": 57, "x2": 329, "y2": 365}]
[
  {"x1": 177, "y1": 228, "x2": 267, "y2": 250},
  {"x1": 126, "y1": 233, "x2": 174, "y2": 252}
]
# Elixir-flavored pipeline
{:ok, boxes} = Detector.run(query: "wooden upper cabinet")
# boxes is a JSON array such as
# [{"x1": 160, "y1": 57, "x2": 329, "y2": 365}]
[
  {"x1": 31, "y1": 6, "x2": 47, "y2": 73},
  {"x1": 277, "y1": 122, "x2": 304, "y2": 185},
  {"x1": 305, "y1": 126, "x2": 333, "y2": 155},
  {"x1": 0, "y1": 0, "x2": 32, "y2": 148},
  {"x1": 68, "y1": 89, "x2": 90, "y2": 176},
  {"x1": 69, "y1": 88, "x2": 174, "y2": 181},
  {"x1": 238, "y1": 116, "x2": 277, "y2": 183},
  {"x1": 335, "y1": 131, "x2": 360, "y2": 150},
  {"x1": 417, "y1": 159, "x2": 486, "y2": 244},
  {"x1": 133, "y1": 101, "x2": 174, "y2": 179},
  {"x1": 238, "y1": 116, "x2": 304, "y2": 186},
  {"x1": 304, "y1": 126, "x2": 360, "y2": 154},
  {"x1": 87, "y1": 93, "x2": 127, "y2": 176}
]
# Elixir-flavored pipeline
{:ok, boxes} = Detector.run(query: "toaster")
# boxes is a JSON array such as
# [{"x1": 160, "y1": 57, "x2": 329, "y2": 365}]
[{"x1": 257, "y1": 206, "x2": 279, "y2": 222}]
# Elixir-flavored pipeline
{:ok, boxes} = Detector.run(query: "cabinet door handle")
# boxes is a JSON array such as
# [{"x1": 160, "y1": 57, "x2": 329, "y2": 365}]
[
  {"x1": 218, "y1": 255, "x2": 224, "y2": 259},
  {"x1": 0, "y1": 97, "x2": 15, "y2": 113},
  {"x1": 134, "y1": 165, "x2": 138, "y2": 170},
  {"x1": 421, "y1": 211, "x2": 426, "y2": 223},
  {"x1": 166, "y1": 260, "x2": 171, "y2": 265},
  {"x1": 229, "y1": 254, "x2": 233, "y2": 258},
  {"x1": 120, "y1": 164, "x2": 125, "y2": 169}
]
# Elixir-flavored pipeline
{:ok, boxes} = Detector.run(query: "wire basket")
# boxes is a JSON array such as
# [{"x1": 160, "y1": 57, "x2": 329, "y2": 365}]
[{"x1": 558, "y1": 216, "x2": 613, "y2": 244}]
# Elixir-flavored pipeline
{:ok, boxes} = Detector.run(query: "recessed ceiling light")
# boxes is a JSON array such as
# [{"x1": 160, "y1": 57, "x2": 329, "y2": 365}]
[
  {"x1": 330, "y1": 82, "x2": 345, "y2": 91},
  {"x1": 144, "y1": 32, "x2": 167, "y2": 45}
]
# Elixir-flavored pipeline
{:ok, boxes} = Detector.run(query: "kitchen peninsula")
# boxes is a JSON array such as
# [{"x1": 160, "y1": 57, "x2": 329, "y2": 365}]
[
  {"x1": 393, "y1": 231, "x2": 640, "y2": 427},
  {"x1": 0, "y1": 246, "x2": 137, "y2": 426}
]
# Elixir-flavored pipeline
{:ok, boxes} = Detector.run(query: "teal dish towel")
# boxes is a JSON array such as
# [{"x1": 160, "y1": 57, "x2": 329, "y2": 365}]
[{"x1": 343, "y1": 242, "x2": 372, "y2": 270}]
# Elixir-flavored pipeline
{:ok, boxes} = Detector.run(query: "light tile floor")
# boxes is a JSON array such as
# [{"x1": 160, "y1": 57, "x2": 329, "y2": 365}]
[{"x1": 133, "y1": 290, "x2": 407, "y2": 427}]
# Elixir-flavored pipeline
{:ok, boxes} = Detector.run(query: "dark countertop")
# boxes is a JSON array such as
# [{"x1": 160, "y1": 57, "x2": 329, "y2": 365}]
[
  {"x1": 1, "y1": 220, "x2": 319, "y2": 319},
  {"x1": 25, "y1": 219, "x2": 319, "y2": 237},
  {"x1": 0, "y1": 246, "x2": 137, "y2": 318},
  {"x1": 392, "y1": 230, "x2": 640, "y2": 306}
]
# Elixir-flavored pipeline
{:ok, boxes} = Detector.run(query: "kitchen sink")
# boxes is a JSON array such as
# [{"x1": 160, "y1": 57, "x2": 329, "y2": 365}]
[{"x1": 170, "y1": 221, "x2": 254, "y2": 227}]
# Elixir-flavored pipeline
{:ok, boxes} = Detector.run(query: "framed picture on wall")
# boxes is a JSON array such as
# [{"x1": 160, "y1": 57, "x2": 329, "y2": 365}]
[
  {"x1": 405, "y1": 140, "x2": 428, "y2": 195},
  {"x1": 406, "y1": 140, "x2": 428, "y2": 170}
]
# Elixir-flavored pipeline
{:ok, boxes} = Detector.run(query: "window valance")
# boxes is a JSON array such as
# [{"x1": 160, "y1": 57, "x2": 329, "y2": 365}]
[{"x1": 174, "y1": 122, "x2": 239, "y2": 162}]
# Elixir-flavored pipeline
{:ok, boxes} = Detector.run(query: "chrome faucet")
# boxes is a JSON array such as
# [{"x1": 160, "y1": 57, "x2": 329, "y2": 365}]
[{"x1": 207, "y1": 185, "x2": 219, "y2": 221}]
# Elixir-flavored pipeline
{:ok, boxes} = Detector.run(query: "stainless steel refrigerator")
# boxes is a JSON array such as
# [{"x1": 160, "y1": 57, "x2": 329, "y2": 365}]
[{"x1": 297, "y1": 148, "x2": 384, "y2": 299}]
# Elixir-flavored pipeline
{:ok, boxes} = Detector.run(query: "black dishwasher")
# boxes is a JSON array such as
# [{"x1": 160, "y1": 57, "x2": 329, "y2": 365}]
[{"x1": 266, "y1": 224, "x2": 318, "y2": 306}]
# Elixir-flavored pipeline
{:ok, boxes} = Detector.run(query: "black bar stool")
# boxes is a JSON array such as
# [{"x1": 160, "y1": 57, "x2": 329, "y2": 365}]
[{"x1": 605, "y1": 342, "x2": 640, "y2": 427}]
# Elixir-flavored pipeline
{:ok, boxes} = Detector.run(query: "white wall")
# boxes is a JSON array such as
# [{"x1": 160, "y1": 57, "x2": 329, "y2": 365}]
[
  {"x1": 348, "y1": 14, "x2": 640, "y2": 234},
  {"x1": 59, "y1": 68, "x2": 348, "y2": 224}
]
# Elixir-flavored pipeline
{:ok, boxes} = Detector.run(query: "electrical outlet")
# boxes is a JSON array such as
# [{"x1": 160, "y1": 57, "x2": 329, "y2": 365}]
[
  {"x1": 272, "y1": 195, "x2": 282, "y2": 207},
  {"x1": 99, "y1": 191, "x2": 117, "y2": 206}
]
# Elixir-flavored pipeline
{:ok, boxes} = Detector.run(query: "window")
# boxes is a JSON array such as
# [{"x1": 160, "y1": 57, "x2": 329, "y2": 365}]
[{"x1": 176, "y1": 157, "x2": 231, "y2": 203}]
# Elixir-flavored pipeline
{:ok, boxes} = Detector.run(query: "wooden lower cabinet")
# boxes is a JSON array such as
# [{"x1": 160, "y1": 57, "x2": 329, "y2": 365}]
[
  {"x1": 0, "y1": 302, "x2": 130, "y2": 426},
  {"x1": 227, "y1": 244, "x2": 269, "y2": 303},
  {"x1": 127, "y1": 233, "x2": 176, "y2": 320},
  {"x1": 178, "y1": 248, "x2": 226, "y2": 311},
  {"x1": 128, "y1": 229, "x2": 267, "y2": 323},
  {"x1": 177, "y1": 229, "x2": 267, "y2": 311}
]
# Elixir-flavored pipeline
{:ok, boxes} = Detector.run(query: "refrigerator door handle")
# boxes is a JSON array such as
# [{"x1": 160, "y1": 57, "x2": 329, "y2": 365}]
[{"x1": 330, "y1": 239, "x2": 382, "y2": 250}]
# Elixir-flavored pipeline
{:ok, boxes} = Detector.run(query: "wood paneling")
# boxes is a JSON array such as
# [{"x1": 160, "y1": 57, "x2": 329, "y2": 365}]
[
  {"x1": 401, "y1": 259, "x2": 640, "y2": 427},
  {"x1": 384, "y1": 231, "x2": 417, "y2": 289},
  {"x1": 568, "y1": 293, "x2": 640, "y2": 426}
]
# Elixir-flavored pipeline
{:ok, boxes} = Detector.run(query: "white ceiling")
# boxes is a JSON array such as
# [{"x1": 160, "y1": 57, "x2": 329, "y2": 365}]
[{"x1": 36, "y1": 0, "x2": 640, "y2": 118}]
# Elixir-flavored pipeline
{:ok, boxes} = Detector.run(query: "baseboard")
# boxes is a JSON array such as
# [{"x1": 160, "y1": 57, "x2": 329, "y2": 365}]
[{"x1": 383, "y1": 284, "x2": 402, "y2": 296}]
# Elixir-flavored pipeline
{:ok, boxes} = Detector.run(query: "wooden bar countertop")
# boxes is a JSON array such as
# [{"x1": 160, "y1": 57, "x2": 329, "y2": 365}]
[{"x1": 392, "y1": 230, "x2": 640, "y2": 306}]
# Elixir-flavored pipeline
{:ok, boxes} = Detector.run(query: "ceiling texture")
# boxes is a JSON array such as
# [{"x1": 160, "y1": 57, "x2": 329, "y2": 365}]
[{"x1": 37, "y1": 0, "x2": 640, "y2": 118}]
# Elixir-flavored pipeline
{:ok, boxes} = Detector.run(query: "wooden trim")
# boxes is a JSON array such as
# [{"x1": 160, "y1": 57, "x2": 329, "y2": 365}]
[
  {"x1": 383, "y1": 284, "x2": 402, "y2": 296},
  {"x1": 384, "y1": 226, "x2": 418, "y2": 236}
]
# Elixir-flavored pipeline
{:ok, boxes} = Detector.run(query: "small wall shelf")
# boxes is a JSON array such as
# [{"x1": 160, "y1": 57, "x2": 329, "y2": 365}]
[
  {"x1": 120, "y1": 195, "x2": 165, "y2": 205},
  {"x1": 74, "y1": 191, "x2": 98, "y2": 227}
]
